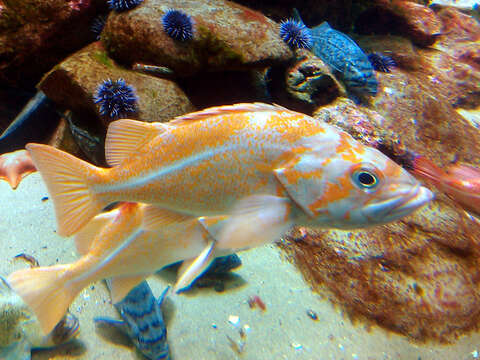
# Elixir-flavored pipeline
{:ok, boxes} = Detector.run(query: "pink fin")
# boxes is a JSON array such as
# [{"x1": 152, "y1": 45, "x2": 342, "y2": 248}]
[
  {"x1": 446, "y1": 164, "x2": 480, "y2": 181},
  {"x1": 168, "y1": 103, "x2": 290, "y2": 126},
  {"x1": 105, "y1": 119, "x2": 168, "y2": 166},
  {"x1": 411, "y1": 156, "x2": 444, "y2": 182}
]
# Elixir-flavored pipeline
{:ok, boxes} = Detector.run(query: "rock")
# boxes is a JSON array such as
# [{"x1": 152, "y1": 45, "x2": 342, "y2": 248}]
[
  {"x1": 38, "y1": 41, "x2": 195, "y2": 127},
  {"x1": 0, "y1": 0, "x2": 106, "y2": 87},
  {"x1": 355, "y1": 35, "x2": 422, "y2": 71},
  {"x1": 364, "y1": 50, "x2": 480, "y2": 166},
  {"x1": 265, "y1": 50, "x2": 344, "y2": 113},
  {"x1": 102, "y1": 0, "x2": 293, "y2": 76},
  {"x1": 356, "y1": 0, "x2": 443, "y2": 47},
  {"x1": 279, "y1": 197, "x2": 480, "y2": 342},
  {"x1": 284, "y1": 50, "x2": 344, "y2": 109},
  {"x1": 313, "y1": 97, "x2": 386, "y2": 149}
]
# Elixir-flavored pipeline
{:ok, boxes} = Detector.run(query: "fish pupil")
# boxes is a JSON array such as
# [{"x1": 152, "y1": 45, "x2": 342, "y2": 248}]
[{"x1": 358, "y1": 171, "x2": 376, "y2": 186}]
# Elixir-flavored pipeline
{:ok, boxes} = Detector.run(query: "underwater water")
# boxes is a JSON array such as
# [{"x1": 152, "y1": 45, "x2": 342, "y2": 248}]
[{"x1": 1, "y1": 0, "x2": 480, "y2": 360}]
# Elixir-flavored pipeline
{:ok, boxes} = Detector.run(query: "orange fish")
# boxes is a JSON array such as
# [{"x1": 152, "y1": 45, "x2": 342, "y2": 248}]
[
  {"x1": 7, "y1": 202, "x2": 230, "y2": 335},
  {"x1": 412, "y1": 156, "x2": 480, "y2": 216},
  {"x1": 0, "y1": 149, "x2": 36, "y2": 189},
  {"x1": 26, "y1": 103, "x2": 432, "y2": 253}
]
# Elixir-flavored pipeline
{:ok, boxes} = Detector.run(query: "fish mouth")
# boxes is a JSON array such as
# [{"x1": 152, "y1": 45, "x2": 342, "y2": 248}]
[{"x1": 363, "y1": 184, "x2": 434, "y2": 224}]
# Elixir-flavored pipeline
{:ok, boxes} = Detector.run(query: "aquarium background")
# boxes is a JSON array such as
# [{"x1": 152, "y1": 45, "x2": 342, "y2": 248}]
[{"x1": 1, "y1": 0, "x2": 480, "y2": 359}]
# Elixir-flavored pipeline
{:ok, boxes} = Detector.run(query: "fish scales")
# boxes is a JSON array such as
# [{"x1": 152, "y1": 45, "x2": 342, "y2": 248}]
[
  {"x1": 94, "y1": 107, "x2": 334, "y2": 215},
  {"x1": 98, "y1": 282, "x2": 171, "y2": 360},
  {"x1": 25, "y1": 103, "x2": 432, "y2": 238},
  {"x1": 310, "y1": 23, "x2": 377, "y2": 95},
  {"x1": 291, "y1": 9, "x2": 377, "y2": 96}
]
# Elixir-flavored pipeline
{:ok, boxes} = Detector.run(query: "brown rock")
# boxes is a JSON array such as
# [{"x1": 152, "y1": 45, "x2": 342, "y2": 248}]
[
  {"x1": 0, "y1": 0, "x2": 105, "y2": 87},
  {"x1": 356, "y1": 0, "x2": 442, "y2": 47},
  {"x1": 355, "y1": 35, "x2": 422, "y2": 71},
  {"x1": 102, "y1": 0, "x2": 293, "y2": 76},
  {"x1": 367, "y1": 54, "x2": 480, "y2": 166},
  {"x1": 284, "y1": 50, "x2": 345, "y2": 110},
  {"x1": 313, "y1": 97, "x2": 386, "y2": 149},
  {"x1": 279, "y1": 196, "x2": 480, "y2": 342},
  {"x1": 38, "y1": 41, "x2": 195, "y2": 127}
]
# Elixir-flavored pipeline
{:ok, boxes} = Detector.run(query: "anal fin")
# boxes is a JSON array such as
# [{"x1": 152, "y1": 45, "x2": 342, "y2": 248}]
[{"x1": 174, "y1": 240, "x2": 216, "y2": 293}]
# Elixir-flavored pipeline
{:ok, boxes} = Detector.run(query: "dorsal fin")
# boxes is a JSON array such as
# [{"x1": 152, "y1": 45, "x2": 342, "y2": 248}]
[
  {"x1": 74, "y1": 209, "x2": 119, "y2": 255},
  {"x1": 141, "y1": 204, "x2": 193, "y2": 231},
  {"x1": 168, "y1": 103, "x2": 290, "y2": 126},
  {"x1": 105, "y1": 119, "x2": 169, "y2": 167}
]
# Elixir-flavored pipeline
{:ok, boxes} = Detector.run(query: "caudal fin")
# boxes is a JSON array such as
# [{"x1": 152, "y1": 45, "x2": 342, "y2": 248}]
[
  {"x1": 7, "y1": 265, "x2": 83, "y2": 335},
  {"x1": 26, "y1": 143, "x2": 107, "y2": 236}
]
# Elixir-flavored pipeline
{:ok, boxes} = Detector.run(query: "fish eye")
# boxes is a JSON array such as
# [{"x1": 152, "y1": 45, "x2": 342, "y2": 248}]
[{"x1": 352, "y1": 169, "x2": 379, "y2": 190}]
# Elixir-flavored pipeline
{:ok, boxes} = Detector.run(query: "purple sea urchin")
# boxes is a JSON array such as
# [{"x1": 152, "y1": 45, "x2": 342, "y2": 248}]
[
  {"x1": 367, "y1": 53, "x2": 397, "y2": 73},
  {"x1": 107, "y1": 0, "x2": 143, "y2": 12},
  {"x1": 94, "y1": 78, "x2": 138, "y2": 119},
  {"x1": 279, "y1": 19, "x2": 312, "y2": 50},
  {"x1": 162, "y1": 9, "x2": 194, "y2": 42},
  {"x1": 91, "y1": 15, "x2": 107, "y2": 40}
]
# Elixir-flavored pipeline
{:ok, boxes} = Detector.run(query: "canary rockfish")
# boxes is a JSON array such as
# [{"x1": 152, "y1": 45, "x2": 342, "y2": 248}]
[
  {"x1": 18, "y1": 103, "x2": 432, "y2": 326},
  {"x1": 8, "y1": 202, "x2": 230, "y2": 336},
  {"x1": 26, "y1": 102, "x2": 431, "y2": 243}
]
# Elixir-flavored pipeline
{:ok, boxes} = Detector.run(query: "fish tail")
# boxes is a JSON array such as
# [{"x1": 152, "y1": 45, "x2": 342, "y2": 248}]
[
  {"x1": 7, "y1": 265, "x2": 83, "y2": 335},
  {"x1": 26, "y1": 143, "x2": 107, "y2": 236},
  {"x1": 412, "y1": 156, "x2": 444, "y2": 182}
]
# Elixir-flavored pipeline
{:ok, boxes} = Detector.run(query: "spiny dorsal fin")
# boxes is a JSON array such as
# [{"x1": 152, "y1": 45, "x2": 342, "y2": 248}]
[
  {"x1": 168, "y1": 103, "x2": 291, "y2": 126},
  {"x1": 105, "y1": 119, "x2": 169, "y2": 167}
]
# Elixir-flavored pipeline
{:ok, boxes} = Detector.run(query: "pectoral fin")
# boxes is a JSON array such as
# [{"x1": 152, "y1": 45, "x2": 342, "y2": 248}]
[
  {"x1": 173, "y1": 240, "x2": 216, "y2": 293},
  {"x1": 216, "y1": 195, "x2": 293, "y2": 251},
  {"x1": 158, "y1": 286, "x2": 171, "y2": 308}
]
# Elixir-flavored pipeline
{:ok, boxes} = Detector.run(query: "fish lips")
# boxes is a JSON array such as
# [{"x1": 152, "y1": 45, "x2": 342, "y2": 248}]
[{"x1": 363, "y1": 184, "x2": 434, "y2": 224}]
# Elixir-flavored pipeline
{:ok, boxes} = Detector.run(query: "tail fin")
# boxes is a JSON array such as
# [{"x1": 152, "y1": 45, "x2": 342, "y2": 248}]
[
  {"x1": 411, "y1": 156, "x2": 444, "y2": 183},
  {"x1": 26, "y1": 143, "x2": 107, "y2": 236},
  {"x1": 7, "y1": 265, "x2": 83, "y2": 335}
]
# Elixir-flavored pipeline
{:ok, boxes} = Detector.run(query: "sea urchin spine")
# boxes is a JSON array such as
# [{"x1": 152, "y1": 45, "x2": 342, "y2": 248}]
[
  {"x1": 367, "y1": 53, "x2": 397, "y2": 73},
  {"x1": 107, "y1": 0, "x2": 143, "y2": 12},
  {"x1": 162, "y1": 9, "x2": 194, "y2": 42},
  {"x1": 279, "y1": 19, "x2": 312, "y2": 50},
  {"x1": 94, "y1": 78, "x2": 138, "y2": 119}
]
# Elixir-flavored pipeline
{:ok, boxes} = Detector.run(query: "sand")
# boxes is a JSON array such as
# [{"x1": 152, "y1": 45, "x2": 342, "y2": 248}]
[{"x1": 1, "y1": 173, "x2": 480, "y2": 360}]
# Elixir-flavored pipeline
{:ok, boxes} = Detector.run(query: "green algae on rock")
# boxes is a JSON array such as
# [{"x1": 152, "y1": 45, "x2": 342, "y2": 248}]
[
  {"x1": 101, "y1": 0, "x2": 293, "y2": 76},
  {"x1": 38, "y1": 42, "x2": 195, "y2": 127}
]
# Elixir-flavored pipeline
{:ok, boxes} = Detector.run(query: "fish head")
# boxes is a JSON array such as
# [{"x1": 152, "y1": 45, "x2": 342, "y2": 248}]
[
  {"x1": 311, "y1": 144, "x2": 433, "y2": 229},
  {"x1": 278, "y1": 133, "x2": 433, "y2": 229}
]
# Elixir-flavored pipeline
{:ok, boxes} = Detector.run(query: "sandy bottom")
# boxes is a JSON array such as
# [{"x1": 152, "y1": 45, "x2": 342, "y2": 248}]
[{"x1": 1, "y1": 173, "x2": 480, "y2": 360}]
